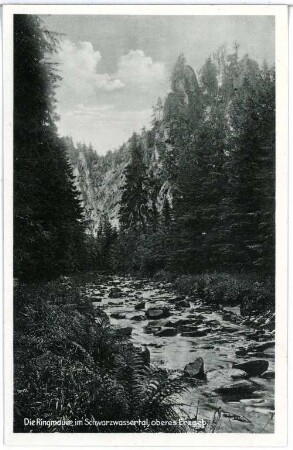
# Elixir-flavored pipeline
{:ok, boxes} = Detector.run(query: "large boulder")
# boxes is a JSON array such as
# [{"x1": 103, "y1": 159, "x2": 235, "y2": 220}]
[
  {"x1": 110, "y1": 312, "x2": 126, "y2": 319},
  {"x1": 155, "y1": 328, "x2": 178, "y2": 337},
  {"x1": 115, "y1": 326, "x2": 132, "y2": 337},
  {"x1": 165, "y1": 318, "x2": 194, "y2": 327},
  {"x1": 215, "y1": 380, "x2": 255, "y2": 395},
  {"x1": 249, "y1": 341, "x2": 275, "y2": 352},
  {"x1": 145, "y1": 307, "x2": 170, "y2": 320},
  {"x1": 184, "y1": 357, "x2": 205, "y2": 379},
  {"x1": 181, "y1": 328, "x2": 210, "y2": 337},
  {"x1": 232, "y1": 360, "x2": 269, "y2": 377},
  {"x1": 175, "y1": 300, "x2": 190, "y2": 309}
]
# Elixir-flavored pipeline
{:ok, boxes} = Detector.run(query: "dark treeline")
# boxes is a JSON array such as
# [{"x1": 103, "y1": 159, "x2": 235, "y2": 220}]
[{"x1": 84, "y1": 53, "x2": 275, "y2": 278}]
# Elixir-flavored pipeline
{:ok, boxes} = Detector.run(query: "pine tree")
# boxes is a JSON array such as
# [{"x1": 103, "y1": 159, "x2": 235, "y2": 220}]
[
  {"x1": 225, "y1": 59, "x2": 275, "y2": 274},
  {"x1": 200, "y1": 57, "x2": 218, "y2": 100},
  {"x1": 14, "y1": 15, "x2": 85, "y2": 280},
  {"x1": 119, "y1": 133, "x2": 149, "y2": 233}
]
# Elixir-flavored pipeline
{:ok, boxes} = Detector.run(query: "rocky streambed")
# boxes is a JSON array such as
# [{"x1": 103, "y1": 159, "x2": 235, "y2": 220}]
[{"x1": 86, "y1": 275, "x2": 275, "y2": 433}]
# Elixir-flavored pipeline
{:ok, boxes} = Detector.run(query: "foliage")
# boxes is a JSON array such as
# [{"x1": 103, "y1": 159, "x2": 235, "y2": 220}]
[
  {"x1": 119, "y1": 133, "x2": 149, "y2": 233},
  {"x1": 100, "y1": 50, "x2": 275, "y2": 282},
  {"x1": 14, "y1": 15, "x2": 85, "y2": 280},
  {"x1": 14, "y1": 277, "x2": 191, "y2": 433},
  {"x1": 173, "y1": 272, "x2": 274, "y2": 314}
]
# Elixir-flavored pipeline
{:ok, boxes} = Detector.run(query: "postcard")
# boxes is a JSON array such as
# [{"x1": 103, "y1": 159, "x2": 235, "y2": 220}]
[{"x1": 3, "y1": 4, "x2": 288, "y2": 446}]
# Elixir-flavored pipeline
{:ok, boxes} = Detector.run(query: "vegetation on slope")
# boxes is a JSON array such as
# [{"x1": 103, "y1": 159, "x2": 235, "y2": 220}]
[{"x1": 14, "y1": 276, "x2": 193, "y2": 433}]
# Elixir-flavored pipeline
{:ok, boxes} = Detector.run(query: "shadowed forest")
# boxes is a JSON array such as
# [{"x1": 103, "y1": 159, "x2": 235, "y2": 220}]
[{"x1": 14, "y1": 15, "x2": 275, "y2": 433}]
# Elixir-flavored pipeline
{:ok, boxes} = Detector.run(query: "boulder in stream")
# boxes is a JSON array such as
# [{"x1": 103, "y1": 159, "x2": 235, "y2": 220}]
[
  {"x1": 135, "y1": 301, "x2": 145, "y2": 310},
  {"x1": 184, "y1": 357, "x2": 205, "y2": 379},
  {"x1": 115, "y1": 326, "x2": 132, "y2": 337},
  {"x1": 175, "y1": 300, "x2": 190, "y2": 308},
  {"x1": 248, "y1": 340, "x2": 275, "y2": 352},
  {"x1": 131, "y1": 314, "x2": 145, "y2": 321},
  {"x1": 155, "y1": 327, "x2": 178, "y2": 337},
  {"x1": 145, "y1": 307, "x2": 170, "y2": 320},
  {"x1": 232, "y1": 359, "x2": 269, "y2": 377},
  {"x1": 181, "y1": 328, "x2": 210, "y2": 337},
  {"x1": 110, "y1": 312, "x2": 126, "y2": 319},
  {"x1": 108, "y1": 287, "x2": 123, "y2": 298},
  {"x1": 215, "y1": 380, "x2": 255, "y2": 395}
]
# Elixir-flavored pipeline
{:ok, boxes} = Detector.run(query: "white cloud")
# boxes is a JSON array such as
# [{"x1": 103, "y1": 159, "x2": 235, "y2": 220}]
[
  {"x1": 56, "y1": 39, "x2": 124, "y2": 104},
  {"x1": 117, "y1": 50, "x2": 167, "y2": 91},
  {"x1": 56, "y1": 41, "x2": 167, "y2": 104},
  {"x1": 54, "y1": 40, "x2": 167, "y2": 153}
]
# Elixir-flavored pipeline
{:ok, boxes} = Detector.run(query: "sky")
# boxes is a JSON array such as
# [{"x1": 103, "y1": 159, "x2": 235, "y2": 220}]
[{"x1": 43, "y1": 15, "x2": 275, "y2": 155}]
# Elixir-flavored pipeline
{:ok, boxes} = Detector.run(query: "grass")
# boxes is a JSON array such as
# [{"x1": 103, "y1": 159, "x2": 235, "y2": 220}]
[
  {"x1": 152, "y1": 270, "x2": 274, "y2": 316},
  {"x1": 173, "y1": 272, "x2": 274, "y2": 315}
]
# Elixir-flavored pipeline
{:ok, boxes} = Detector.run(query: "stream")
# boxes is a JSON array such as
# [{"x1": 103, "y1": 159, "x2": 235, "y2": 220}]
[{"x1": 87, "y1": 275, "x2": 275, "y2": 433}]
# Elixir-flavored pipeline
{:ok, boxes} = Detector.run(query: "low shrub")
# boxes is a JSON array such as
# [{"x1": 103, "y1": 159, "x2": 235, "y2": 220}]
[{"x1": 173, "y1": 272, "x2": 274, "y2": 315}]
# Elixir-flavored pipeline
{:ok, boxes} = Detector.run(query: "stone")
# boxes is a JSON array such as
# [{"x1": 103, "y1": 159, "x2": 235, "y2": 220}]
[
  {"x1": 181, "y1": 329, "x2": 209, "y2": 337},
  {"x1": 108, "y1": 291, "x2": 123, "y2": 299},
  {"x1": 250, "y1": 341, "x2": 275, "y2": 352},
  {"x1": 91, "y1": 296, "x2": 103, "y2": 302},
  {"x1": 260, "y1": 370, "x2": 275, "y2": 379},
  {"x1": 115, "y1": 326, "x2": 132, "y2": 337},
  {"x1": 145, "y1": 307, "x2": 170, "y2": 320},
  {"x1": 165, "y1": 318, "x2": 193, "y2": 328},
  {"x1": 131, "y1": 314, "x2": 145, "y2": 321},
  {"x1": 175, "y1": 300, "x2": 190, "y2": 308},
  {"x1": 155, "y1": 327, "x2": 178, "y2": 337},
  {"x1": 184, "y1": 357, "x2": 205, "y2": 379},
  {"x1": 134, "y1": 301, "x2": 145, "y2": 311},
  {"x1": 232, "y1": 359, "x2": 269, "y2": 377},
  {"x1": 144, "y1": 324, "x2": 161, "y2": 334},
  {"x1": 215, "y1": 380, "x2": 255, "y2": 395},
  {"x1": 220, "y1": 325, "x2": 239, "y2": 333},
  {"x1": 110, "y1": 312, "x2": 126, "y2": 319},
  {"x1": 230, "y1": 369, "x2": 248, "y2": 380}
]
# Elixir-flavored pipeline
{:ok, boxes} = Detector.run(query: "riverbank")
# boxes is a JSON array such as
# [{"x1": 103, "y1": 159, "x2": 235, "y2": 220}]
[
  {"x1": 14, "y1": 272, "x2": 275, "y2": 433},
  {"x1": 14, "y1": 274, "x2": 191, "y2": 433}
]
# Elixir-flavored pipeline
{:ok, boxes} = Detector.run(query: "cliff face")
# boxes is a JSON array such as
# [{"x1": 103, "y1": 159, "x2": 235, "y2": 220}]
[{"x1": 66, "y1": 58, "x2": 201, "y2": 234}]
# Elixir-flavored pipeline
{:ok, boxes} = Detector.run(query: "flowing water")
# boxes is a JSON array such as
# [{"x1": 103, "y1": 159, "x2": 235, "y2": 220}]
[{"x1": 87, "y1": 275, "x2": 275, "y2": 433}]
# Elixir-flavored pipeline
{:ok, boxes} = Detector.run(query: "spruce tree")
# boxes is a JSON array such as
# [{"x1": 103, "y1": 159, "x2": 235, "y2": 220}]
[
  {"x1": 14, "y1": 15, "x2": 85, "y2": 280},
  {"x1": 119, "y1": 133, "x2": 149, "y2": 233}
]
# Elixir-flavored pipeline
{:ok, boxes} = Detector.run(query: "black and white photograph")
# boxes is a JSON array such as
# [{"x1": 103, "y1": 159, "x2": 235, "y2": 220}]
[{"x1": 3, "y1": 4, "x2": 288, "y2": 446}]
